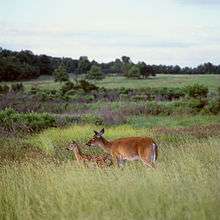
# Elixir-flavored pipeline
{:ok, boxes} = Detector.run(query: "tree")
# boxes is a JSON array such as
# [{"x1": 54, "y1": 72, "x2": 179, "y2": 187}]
[
  {"x1": 53, "y1": 64, "x2": 69, "y2": 82},
  {"x1": 136, "y1": 62, "x2": 156, "y2": 78},
  {"x1": 38, "y1": 55, "x2": 53, "y2": 75},
  {"x1": 77, "y1": 56, "x2": 91, "y2": 74},
  {"x1": 111, "y1": 58, "x2": 123, "y2": 74},
  {"x1": 121, "y1": 56, "x2": 133, "y2": 77},
  {"x1": 121, "y1": 56, "x2": 131, "y2": 64},
  {"x1": 127, "y1": 65, "x2": 141, "y2": 79},
  {"x1": 86, "y1": 65, "x2": 104, "y2": 80}
]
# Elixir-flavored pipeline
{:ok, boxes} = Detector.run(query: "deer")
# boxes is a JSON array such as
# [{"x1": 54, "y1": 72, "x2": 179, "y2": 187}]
[
  {"x1": 86, "y1": 128, "x2": 158, "y2": 168},
  {"x1": 66, "y1": 141, "x2": 112, "y2": 168}
]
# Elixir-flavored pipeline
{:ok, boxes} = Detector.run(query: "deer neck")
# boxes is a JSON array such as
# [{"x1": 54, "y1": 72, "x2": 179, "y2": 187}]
[
  {"x1": 73, "y1": 146, "x2": 83, "y2": 160},
  {"x1": 98, "y1": 137, "x2": 112, "y2": 153}
]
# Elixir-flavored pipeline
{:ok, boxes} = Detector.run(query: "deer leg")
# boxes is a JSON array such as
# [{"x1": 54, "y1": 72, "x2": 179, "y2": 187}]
[
  {"x1": 111, "y1": 154, "x2": 118, "y2": 167},
  {"x1": 117, "y1": 158, "x2": 126, "y2": 167},
  {"x1": 141, "y1": 160, "x2": 156, "y2": 169},
  {"x1": 139, "y1": 153, "x2": 155, "y2": 169}
]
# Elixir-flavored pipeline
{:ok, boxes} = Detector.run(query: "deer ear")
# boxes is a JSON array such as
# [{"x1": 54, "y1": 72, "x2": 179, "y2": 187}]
[
  {"x1": 94, "y1": 130, "x2": 99, "y2": 135},
  {"x1": 99, "y1": 128, "x2": 105, "y2": 135}
]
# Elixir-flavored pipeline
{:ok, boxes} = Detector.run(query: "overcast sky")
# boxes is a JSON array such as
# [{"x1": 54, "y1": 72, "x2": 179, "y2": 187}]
[{"x1": 0, "y1": 0, "x2": 220, "y2": 66}]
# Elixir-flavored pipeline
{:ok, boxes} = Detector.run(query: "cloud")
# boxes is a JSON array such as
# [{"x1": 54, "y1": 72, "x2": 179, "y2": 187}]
[{"x1": 176, "y1": 0, "x2": 220, "y2": 5}]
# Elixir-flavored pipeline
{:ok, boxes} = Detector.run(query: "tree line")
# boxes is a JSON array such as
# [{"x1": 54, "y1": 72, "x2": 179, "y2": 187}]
[{"x1": 0, "y1": 47, "x2": 220, "y2": 81}]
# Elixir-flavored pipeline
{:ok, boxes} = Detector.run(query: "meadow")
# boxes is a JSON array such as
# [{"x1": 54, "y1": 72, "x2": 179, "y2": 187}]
[
  {"x1": 8, "y1": 74, "x2": 220, "y2": 91},
  {"x1": 0, "y1": 74, "x2": 220, "y2": 220}
]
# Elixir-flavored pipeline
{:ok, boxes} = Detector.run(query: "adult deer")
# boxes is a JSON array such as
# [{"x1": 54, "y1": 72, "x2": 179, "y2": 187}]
[
  {"x1": 86, "y1": 128, "x2": 158, "y2": 168},
  {"x1": 67, "y1": 141, "x2": 112, "y2": 167}
]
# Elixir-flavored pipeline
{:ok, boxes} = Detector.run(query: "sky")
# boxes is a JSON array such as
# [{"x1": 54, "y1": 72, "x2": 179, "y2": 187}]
[{"x1": 0, "y1": 0, "x2": 220, "y2": 66}]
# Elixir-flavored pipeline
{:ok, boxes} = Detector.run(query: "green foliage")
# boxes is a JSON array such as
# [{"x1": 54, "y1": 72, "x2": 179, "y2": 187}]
[
  {"x1": 185, "y1": 84, "x2": 208, "y2": 98},
  {"x1": 60, "y1": 81, "x2": 75, "y2": 94},
  {"x1": 79, "y1": 80, "x2": 99, "y2": 92},
  {"x1": 11, "y1": 83, "x2": 24, "y2": 92},
  {"x1": 81, "y1": 114, "x2": 103, "y2": 125},
  {"x1": 204, "y1": 99, "x2": 220, "y2": 114},
  {"x1": 126, "y1": 65, "x2": 141, "y2": 79},
  {"x1": 0, "y1": 108, "x2": 56, "y2": 132},
  {"x1": 0, "y1": 84, "x2": 10, "y2": 94},
  {"x1": 53, "y1": 64, "x2": 69, "y2": 82},
  {"x1": 29, "y1": 85, "x2": 40, "y2": 95},
  {"x1": 77, "y1": 56, "x2": 91, "y2": 74},
  {"x1": 61, "y1": 80, "x2": 98, "y2": 94},
  {"x1": 86, "y1": 65, "x2": 105, "y2": 80}
]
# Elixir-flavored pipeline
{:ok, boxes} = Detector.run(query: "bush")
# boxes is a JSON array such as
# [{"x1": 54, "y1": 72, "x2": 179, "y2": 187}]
[
  {"x1": 79, "y1": 80, "x2": 98, "y2": 93},
  {"x1": 53, "y1": 64, "x2": 69, "y2": 82},
  {"x1": 29, "y1": 86, "x2": 40, "y2": 95},
  {"x1": 60, "y1": 81, "x2": 75, "y2": 94},
  {"x1": 61, "y1": 80, "x2": 98, "y2": 95},
  {"x1": 127, "y1": 65, "x2": 141, "y2": 79},
  {"x1": 11, "y1": 83, "x2": 24, "y2": 92},
  {"x1": 0, "y1": 108, "x2": 56, "y2": 132},
  {"x1": 185, "y1": 84, "x2": 208, "y2": 99},
  {"x1": 81, "y1": 114, "x2": 103, "y2": 125},
  {"x1": 0, "y1": 84, "x2": 10, "y2": 94},
  {"x1": 86, "y1": 65, "x2": 105, "y2": 80},
  {"x1": 204, "y1": 99, "x2": 220, "y2": 114}
]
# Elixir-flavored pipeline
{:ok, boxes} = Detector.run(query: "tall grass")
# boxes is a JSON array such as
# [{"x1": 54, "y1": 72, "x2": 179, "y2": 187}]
[{"x1": 0, "y1": 136, "x2": 219, "y2": 220}]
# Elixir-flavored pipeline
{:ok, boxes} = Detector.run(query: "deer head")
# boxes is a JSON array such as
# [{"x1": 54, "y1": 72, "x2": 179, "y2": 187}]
[
  {"x1": 86, "y1": 128, "x2": 105, "y2": 147},
  {"x1": 66, "y1": 141, "x2": 78, "y2": 151}
]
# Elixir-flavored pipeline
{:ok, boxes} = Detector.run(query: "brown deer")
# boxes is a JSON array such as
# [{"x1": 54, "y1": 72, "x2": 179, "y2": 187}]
[
  {"x1": 66, "y1": 141, "x2": 112, "y2": 168},
  {"x1": 86, "y1": 128, "x2": 158, "y2": 168}
]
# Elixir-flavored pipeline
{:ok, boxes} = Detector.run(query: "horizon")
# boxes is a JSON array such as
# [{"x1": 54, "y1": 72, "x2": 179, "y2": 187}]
[{"x1": 1, "y1": 0, "x2": 220, "y2": 67}]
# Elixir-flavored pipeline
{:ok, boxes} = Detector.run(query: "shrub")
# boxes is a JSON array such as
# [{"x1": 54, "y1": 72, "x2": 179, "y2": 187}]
[
  {"x1": 185, "y1": 84, "x2": 208, "y2": 99},
  {"x1": 29, "y1": 86, "x2": 40, "y2": 95},
  {"x1": 81, "y1": 114, "x2": 103, "y2": 125},
  {"x1": 53, "y1": 64, "x2": 69, "y2": 82},
  {"x1": 86, "y1": 65, "x2": 105, "y2": 80},
  {"x1": 79, "y1": 80, "x2": 99, "y2": 93},
  {"x1": 11, "y1": 83, "x2": 24, "y2": 92},
  {"x1": 61, "y1": 80, "x2": 98, "y2": 95},
  {"x1": 0, "y1": 84, "x2": 10, "y2": 94},
  {"x1": 60, "y1": 81, "x2": 75, "y2": 94},
  {"x1": 0, "y1": 108, "x2": 56, "y2": 132},
  {"x1": 205, "y1": 99, "x2": 220, "y2": 114},
  {"x1": 127, "y1": 65, "x2": 141, "y2": 79}
]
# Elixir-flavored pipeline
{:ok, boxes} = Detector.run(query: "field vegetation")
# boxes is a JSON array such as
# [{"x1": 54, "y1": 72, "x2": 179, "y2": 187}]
[{"x1": 0, "y1": 74, "x2": 219, "y2": 220}]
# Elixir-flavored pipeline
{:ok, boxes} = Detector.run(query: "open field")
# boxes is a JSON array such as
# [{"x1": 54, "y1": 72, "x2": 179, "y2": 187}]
[
  {"x1": 0, "y1": 125, "x2": 220, "y2": 220},
  {"x1": 0, "y1": 74, "x2": 220, "y2": 220},
  {"x1": 2, "y1": 74, "x2": 219, "y2": 91}
]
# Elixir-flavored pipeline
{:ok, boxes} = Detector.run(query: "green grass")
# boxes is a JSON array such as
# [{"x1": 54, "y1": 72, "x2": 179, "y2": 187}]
[
  {"x1": 128, "y1": 115, "x2": 220, "y2": 128},
  {"x1": 0, "y1": 134, "x2": 219, "y2": 220},
  {"x1": 95, "y1": 74, "x2": 220, "y2": 91},
  {"x1": 3, "y1": 74, "x2": 219, "y2": 91}
]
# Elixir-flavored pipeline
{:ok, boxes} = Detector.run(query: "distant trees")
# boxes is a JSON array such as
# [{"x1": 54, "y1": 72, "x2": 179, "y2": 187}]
[
  {"x1": 0, "y1": 48, "x2": 220, "y2": 82},
  {"x1": 122, "y1": 58, "x2": 156, "y2": 79},
  {"x1": 136, "y1": 62, "x2": 156, "y2": 78},
  {"x1": 86, "y1": 65, "x2": 105, "y2": 80},
  {"x1": 53, "y1": 64, "x2": 69, "y2": 82}
]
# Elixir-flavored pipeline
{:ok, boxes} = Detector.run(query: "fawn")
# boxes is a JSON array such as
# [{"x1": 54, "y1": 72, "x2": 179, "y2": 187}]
[{"x1": 67, "y1": 141, "x2": 112, "y2": 167}]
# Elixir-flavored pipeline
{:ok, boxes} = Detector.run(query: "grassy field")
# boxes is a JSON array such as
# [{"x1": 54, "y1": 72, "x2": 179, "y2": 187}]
[
  {"x1": 0, "y1": 74, "x2": 220, "y2": 220},
  {"x1": 5, "y1": 74, "x2": 219, "y2": 91},
  {"x1": 0, "y1": 125, "x2": 220, "y2": 220}
]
